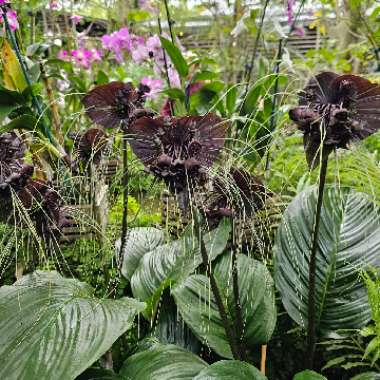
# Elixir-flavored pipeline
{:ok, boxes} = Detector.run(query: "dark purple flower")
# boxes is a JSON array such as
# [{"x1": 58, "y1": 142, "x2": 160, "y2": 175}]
[
  {"x1": 128, "y1": 114, "x2": 228, "y2": 192},
  {"x1": 0, "y1": 132, "x2": 26, "y2": 165},
  {"x1": 20, "y1": 180, "x2": 68, "y2": 239},
  {"x1": 289, "y1": 72, "x2": 380, "y2": 168},
  {"x1": 70, "y1": 127, "x2": 108, "y2": 166},
  {"x1": 204, "y1": 169, "x2": 270, "y2": 227},
  {"x1": 82, "y1": 81, "x2": 151, "y2": 129},
  {"x1": 0, "y1": 132, "x2": 67, "y2": 239}
]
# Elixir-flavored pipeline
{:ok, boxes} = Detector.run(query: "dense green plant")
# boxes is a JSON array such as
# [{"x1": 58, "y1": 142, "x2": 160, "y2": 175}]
[{"x1": 2, "y1": 0, "x2": 380, "y2": 379}]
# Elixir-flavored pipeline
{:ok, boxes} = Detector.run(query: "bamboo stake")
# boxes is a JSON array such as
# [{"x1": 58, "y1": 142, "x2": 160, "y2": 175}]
[{"x1": 260, "y1": 345, "x2": 267, "y2": 375}]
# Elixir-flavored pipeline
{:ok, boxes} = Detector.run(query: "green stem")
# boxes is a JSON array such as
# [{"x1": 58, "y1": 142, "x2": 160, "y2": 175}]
[
  {"x1": 157, "y1": 15, "x2": 174, "y2": 116},
  {"x1": 119, "y1": 135, "x2": 129, "y2": 270},
  {"x1": 1, "y1": 5, "x2": 54, "y2": 144},
  {"x1": 231, "y1": 247, "x2": 246, "y2": 360},
  {"x1": 163, "y1": 0, "x2": 175, "y2": 44},
  {"x1": 264, "y1": 38, "x2": 283, "y2": 175},
  {"x1": 244, "y1": 0, "x2": 270, "y2": 94},
  {"x1": 193, "y1": 213, "x2": 242, "y2": 360},
  {"x1": 306, "y1": 157, "x2": 328, "y2": 369}
]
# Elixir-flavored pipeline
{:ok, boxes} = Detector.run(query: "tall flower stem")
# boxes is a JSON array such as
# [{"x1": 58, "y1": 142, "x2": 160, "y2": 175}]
[
  {"x1": 193, "y1": 213, "x2": 242, "y2": 360},
  {"x1": 163, "y1": 0, "x2": 175, "y2": 44},
  {"x1": 264, "y1": 38, "x2": 283, "y2": 175},
  {"x1": 231, "y1": 220, "x2": 246, "y2": 360},
  {"x1": 231, "y1": 249, "x2": 246, "y2": 359},
  {"x1": 306, "y1": 156, "x2": 328, "y2": 369},
  {"x1": 264, "y1": 0, "x2": 306, "y2": 174},
  {"x1": 244, "y1": 0, "x2": 270, "y2": 96},
  {"x1": 119, "y1": 134, "x2": 129, "y2": 271},
  {"x1": 158, "y1": 16, "x2": 174, "y2": 116}
]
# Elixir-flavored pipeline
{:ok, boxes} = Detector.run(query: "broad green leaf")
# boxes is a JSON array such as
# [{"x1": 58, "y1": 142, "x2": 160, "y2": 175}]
[
  {"x1": 274, "y1": 187, "x2": 380, "y2": 336},
  {"x1": 0, "y1": 114, "x2": 38, "y2": 134},
  {"x1": 130, "y1": 220, "x2": 231, "y2": 309},
  {"x1": 0, "y1": 86, "x2": 24, "y2": 120},
  {"x1": 119, "y1": 227, "x2": 166, "y2": 281},
  {"x1": 173, "y1": 253, "x2": 276, "y2": 358},
  {"x1": 193, "y1": 360, "x2": 267, "y2": 380},
  {"x1": 200, "y1": 81, "x2": 225, "y2": 93},
  {"x1": 190, "y1": 81, "x2": 225, "y2": 114},
  {"x1": 159, "y1": 37, "x2": 189, "y2": 78},
  {"x1": 293, "y1": 370, "x2": 327, "y2": 380},
  {"x1": 118, "y1": 344, "x2": 207, "y2": 380},
  {"x1": 46, "y1": 58, "x2": 73, "y2": 73},
  {"x1": 242, "y1": 84, "x2": 263, "y2": 116},
  {"x1": 162, "y1": 88, "x2": 186, "y2": 101},
  {"x1": 96, "y1": 70, "x2": 109, "y2": 85},
  {"x1": 192, "y1": 70, "x2": 219, "y2": 82},
  {"x1": 0, "y1": 271, "x2": 145, "y2": 380},
  {"x1": 1, "y1": 40, "x2": 27, "y2": 92}
]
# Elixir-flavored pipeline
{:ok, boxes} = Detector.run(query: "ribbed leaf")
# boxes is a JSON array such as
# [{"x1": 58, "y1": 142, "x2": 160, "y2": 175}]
[
  {"x1": 274, "y1": 186, "x2": 380, "y2": 336},
  {"x1": 119, "y1": 227, "x2": 166, "y2": 281},
  {"x1": 118, "y1": 344, "x2": 207, "y2": 380},
  {"x1": 172, "y1": 253, "x2": 276, "y2": 358},
  {"x1": 0, "y1": 271, "x2": 145, "y2": 380},
  {"x1": 193, "y1": 360, "x2": 267, "y2": 380},
  {"x1": 130, "y1": 220, "x2": 231, "y2": 307}
]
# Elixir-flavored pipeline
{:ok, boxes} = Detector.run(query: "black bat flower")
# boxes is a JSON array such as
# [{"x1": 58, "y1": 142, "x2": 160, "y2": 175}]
[
  {"x1": 82, "y1": 81, "x2": 152, "y2": 129},
  {"x1": 204, "y1": 168, "x2": 270, "y2": 228},
  {"x1": 289, "y1": 72, "x2": 380, "y2": 168},
  {"x1": 70, "y1": 127, "x2": 108, "y2": 166},
  {"x1": 128, "y1": 114, "x2": 228, "y2": 193},
  {"x1": 0, "y1": 132, "x2": 26, "y2": 164},
  {"x1": 0, "y1": 132, "x2": 67, "y2": 240}
]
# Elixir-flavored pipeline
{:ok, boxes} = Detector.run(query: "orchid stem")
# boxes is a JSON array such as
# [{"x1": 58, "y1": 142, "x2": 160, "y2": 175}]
[
  {"x1": 193, "y1": 212, "x2": 242, "y2": 361},
  {"x1": 306, "y1": 156, "x2": 328, "y2": 369},
  {"x1": 264, "y1": 38, "x2": 283, "y2": 177},
  {"x1": 264, "y1": 0, "x2": 306, "y2": 174},
  {"x1": 163, "y1": 0, "x2": 175, "y2": 44},
  {"x1": 158, "y1": 16, "x2": 175, "y2": 116},
  {"x1": 244, "y1": 0, "x2": 270, "y2": 95}
]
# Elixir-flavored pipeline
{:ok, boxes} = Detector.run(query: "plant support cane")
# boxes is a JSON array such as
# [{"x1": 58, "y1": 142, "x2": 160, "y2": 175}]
[{"x1": 306, "y1": 151, "x2": 328, "y2": 369}]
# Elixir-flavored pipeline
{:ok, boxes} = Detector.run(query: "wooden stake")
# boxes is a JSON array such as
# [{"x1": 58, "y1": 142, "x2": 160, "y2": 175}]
[{"x1": 260, "y1": 345, "x2": 267, "y2": 375}]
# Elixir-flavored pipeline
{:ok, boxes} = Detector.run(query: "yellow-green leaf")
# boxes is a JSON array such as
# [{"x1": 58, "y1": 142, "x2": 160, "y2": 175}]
[{"x1": 1, "y1": 40, "x2": 27, "y2": 92}]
